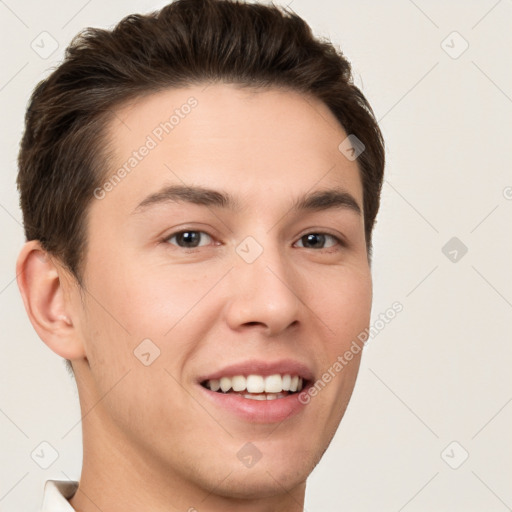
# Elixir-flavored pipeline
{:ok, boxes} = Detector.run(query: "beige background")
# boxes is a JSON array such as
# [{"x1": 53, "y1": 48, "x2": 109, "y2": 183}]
[{"x1": 1, "y1": 0, "x2": 511, "y2": 510}]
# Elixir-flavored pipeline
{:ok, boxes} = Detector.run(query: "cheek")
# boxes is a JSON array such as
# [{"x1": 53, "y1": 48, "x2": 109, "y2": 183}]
[
  {"x1": 295, "y1": 269, "x2": 371, "y2": 449},
  {"x1": 80, "y1": 254, "x2": 215, "y2": 383},
  {"x1": 82, "y1": 249, "x2": 180, "y2": 335},
  {"x1": 318, "y1": 268, "x2": 373, "y2": 351}
]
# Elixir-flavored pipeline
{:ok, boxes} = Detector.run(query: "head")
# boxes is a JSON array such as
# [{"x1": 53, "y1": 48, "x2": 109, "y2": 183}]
[{"x1": 16, "y1": 0, "x2": 384, "y2": 503}]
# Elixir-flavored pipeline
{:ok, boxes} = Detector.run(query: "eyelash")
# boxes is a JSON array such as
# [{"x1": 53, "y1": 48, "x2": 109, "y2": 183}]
[{"x1": 163, "y1": 229, "x2": 345, "y2": 252}]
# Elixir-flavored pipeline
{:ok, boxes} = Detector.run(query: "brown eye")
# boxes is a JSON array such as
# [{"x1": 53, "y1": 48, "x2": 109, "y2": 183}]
[
  {"x1": 295, "y1": 233, "x2": 341, "y2": 250},
  {"x1": 165, "y1": 230, "x2": 212, "y2": 248}
]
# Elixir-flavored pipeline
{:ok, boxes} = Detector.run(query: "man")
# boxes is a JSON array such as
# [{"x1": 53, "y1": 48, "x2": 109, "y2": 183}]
[{"x1": 16, "y1": 0, "x2": 385, "y2": 510}]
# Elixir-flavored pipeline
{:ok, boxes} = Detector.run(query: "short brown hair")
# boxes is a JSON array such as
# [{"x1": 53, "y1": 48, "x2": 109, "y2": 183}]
[{"x1": 18, "y1": 0, "x2": 385, "y2": 374}]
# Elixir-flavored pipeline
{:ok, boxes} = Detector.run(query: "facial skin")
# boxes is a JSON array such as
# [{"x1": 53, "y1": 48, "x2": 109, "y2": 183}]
[{"x1": 17, "y1": 83, "x2": 372, "y2": 512}]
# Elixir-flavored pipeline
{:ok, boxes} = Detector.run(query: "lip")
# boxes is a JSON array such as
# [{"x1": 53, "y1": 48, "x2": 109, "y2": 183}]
[
  {"x1": 197, "y1": 359, "x2": 314, "y2": 424},
  {"x1": 197, "y1": 358, "x2": 315, "y2": 383}
]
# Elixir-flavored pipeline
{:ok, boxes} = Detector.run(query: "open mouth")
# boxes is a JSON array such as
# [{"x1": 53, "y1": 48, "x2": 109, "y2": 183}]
[{"x1": 200, "y1": 374, "x2": 307, "y2": 401}]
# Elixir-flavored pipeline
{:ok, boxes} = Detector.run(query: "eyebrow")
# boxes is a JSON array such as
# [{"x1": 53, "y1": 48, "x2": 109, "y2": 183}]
[{"x1": 132, "y1": 184, "x2": 362, "y2": 216}]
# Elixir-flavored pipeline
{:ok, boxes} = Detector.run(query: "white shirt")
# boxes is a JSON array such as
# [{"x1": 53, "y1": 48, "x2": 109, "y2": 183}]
[{"x1": 40, "y1": 480, "x2": 78, "y2": 512}]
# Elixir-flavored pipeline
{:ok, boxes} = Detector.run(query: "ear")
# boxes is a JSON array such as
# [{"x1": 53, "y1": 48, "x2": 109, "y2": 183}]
[{"x1": 16, "y1": 240, "x2": 86, "y2": 361}]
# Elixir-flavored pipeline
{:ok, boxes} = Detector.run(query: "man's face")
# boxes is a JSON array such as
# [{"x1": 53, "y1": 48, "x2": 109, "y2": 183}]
[{"x1": 72, "y1": 84, "x2": 372, "y2": 497}]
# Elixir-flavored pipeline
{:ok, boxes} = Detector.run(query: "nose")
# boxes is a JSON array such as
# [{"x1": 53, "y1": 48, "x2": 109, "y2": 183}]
[{"x1": 224, "y1": 242, "x2": 301, "y2": 337}]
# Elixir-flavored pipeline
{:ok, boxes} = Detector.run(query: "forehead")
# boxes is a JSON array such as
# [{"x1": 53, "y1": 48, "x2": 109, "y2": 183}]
[{"x1": 101, "y1": 83, "x2": 363, "y2": 214}]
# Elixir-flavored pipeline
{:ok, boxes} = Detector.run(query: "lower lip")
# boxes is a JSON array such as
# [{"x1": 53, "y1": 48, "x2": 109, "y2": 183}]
[{"x1": 198, "y1": 385, "x2": 310, "y2": 423}]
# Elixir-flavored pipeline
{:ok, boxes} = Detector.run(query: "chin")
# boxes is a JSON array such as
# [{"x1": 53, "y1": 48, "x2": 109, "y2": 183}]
[{"x1": 211, "y1": 465, "x2": 309, "y2": 501}]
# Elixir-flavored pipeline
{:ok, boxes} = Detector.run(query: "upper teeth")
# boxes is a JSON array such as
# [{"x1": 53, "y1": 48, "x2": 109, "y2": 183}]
[{"x1": 206, "y1": 374, "x2": 304, "y2": 393}]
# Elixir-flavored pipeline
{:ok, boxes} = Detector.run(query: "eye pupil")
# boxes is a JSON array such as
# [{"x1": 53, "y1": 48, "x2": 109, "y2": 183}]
[
  {"x1": 178, "y1": 231, "x2": 200, "y2": 247},
  {"x1": 303, "y1": 233, "x2": 325, "y2": 248}
]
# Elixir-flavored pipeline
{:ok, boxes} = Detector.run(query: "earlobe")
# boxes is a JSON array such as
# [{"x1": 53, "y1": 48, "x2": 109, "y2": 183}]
[{"x1": 16, "y1": 240, "x2": 86, "y2": 361}]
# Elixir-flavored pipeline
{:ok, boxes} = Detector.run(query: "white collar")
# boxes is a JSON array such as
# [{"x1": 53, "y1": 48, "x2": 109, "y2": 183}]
[{"x1": 41, "y1": 480, "x2": 78, "y2": 512}]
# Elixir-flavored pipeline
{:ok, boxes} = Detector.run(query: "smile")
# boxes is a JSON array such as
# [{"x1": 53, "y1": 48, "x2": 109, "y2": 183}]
[
  {"x1": 201, "y1": 374, "x2": 306, "y2": 400},
  {"x1": 198, "y1": 360, "x2": 313, "y2": 422}
]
